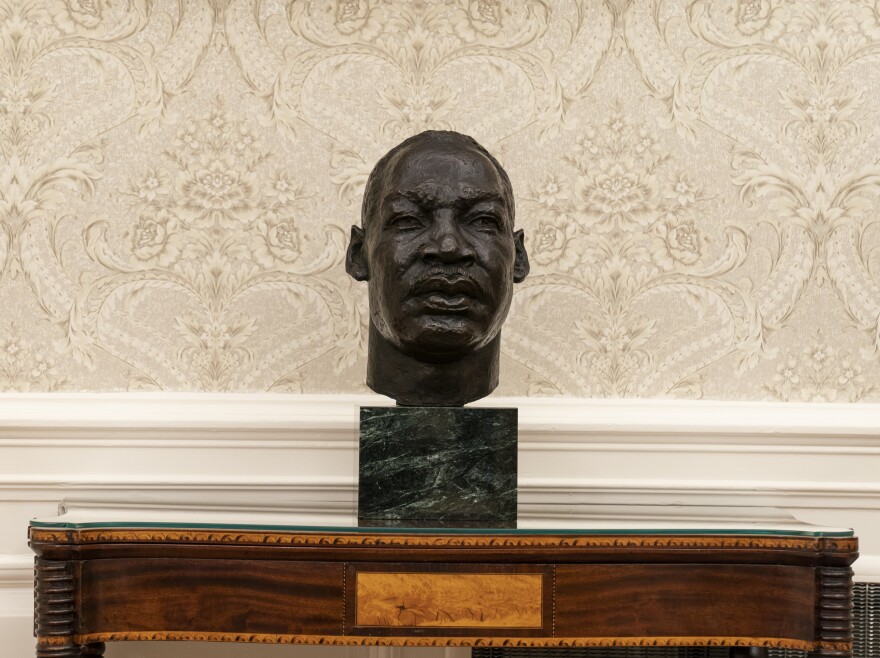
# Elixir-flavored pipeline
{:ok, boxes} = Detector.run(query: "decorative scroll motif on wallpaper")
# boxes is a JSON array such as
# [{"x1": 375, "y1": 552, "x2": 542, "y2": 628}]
[{"x1": 0, "y1": 0, "x2": 879, "y2": 400}]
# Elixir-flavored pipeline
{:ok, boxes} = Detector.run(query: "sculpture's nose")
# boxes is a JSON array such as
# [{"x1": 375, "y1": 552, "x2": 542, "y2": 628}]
[{"x1": 419, "y1": 212, "x2": 475, "y2": 264}]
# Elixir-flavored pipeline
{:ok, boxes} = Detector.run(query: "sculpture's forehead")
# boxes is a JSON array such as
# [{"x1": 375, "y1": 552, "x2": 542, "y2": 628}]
[{"x1": 382, "y1": 143, "x2": 505, "y2": 204}]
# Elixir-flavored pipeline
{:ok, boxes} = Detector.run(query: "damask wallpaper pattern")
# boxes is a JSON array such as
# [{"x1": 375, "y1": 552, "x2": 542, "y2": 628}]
[{"x1": 1, "y1": 0, "x2": 879, "y2": 401}]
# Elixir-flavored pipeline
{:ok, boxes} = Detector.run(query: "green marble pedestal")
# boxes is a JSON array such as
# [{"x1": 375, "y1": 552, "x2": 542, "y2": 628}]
[{"x1": 357, "y1": 406, "x2": 517, "y2": 527}]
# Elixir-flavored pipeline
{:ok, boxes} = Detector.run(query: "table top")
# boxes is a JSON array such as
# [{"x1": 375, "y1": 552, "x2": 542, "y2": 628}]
[
  {"x1": 29, "y1": 504, "x2": 858, "y2": 655},
  {"x1": 30, "y1": 504, "x2": 854, "y2": 537}
]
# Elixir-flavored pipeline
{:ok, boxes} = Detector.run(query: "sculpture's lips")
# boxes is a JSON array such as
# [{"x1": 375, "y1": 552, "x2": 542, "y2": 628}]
[
  {"x1": 421, "y1": 293, "x2": 469, "y2": 312},
  {"x1": 411, "y1": 275, "x2": 479, "y2": 313},
  {"x1": 412, "y1": 275, "x2": 480, "y2": 298}
]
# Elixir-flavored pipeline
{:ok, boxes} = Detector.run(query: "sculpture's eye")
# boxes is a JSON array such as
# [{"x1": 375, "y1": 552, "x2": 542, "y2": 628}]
[
  {"x1": 467, "y1": 214, "x2": 501, "y2": 232},
  {"x1": 388, "y1": 214, "x2": 423, "y2": 231}
]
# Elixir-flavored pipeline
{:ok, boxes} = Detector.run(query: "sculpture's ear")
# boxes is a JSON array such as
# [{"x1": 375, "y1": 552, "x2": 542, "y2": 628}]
[
  {"x1": 345, "y1": 225, "x2": 369, "y2": 281},
  {"x1": 512, "y1": 228, "x2": 529, "y2": 283}
]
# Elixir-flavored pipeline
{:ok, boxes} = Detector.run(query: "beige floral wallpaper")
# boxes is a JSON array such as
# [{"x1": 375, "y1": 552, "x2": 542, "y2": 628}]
[{"x1": 1, "y1": 0, "x2": 880, "y2": 401}]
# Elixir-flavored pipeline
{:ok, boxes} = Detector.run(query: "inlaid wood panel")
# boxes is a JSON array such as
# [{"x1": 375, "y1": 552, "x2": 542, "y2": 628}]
[
  {"x1": 346, "y1": 563, "x2": 552, "y2": 637},
  {"x1": 79, "y1": 558, "x2": 344, "y2": 636},
  {"x1": 355, "y1": 572, "x2": 543, "y2": 628},
  {"x1": 555, "y1": 564, "x2": 816, "y2": 641}
]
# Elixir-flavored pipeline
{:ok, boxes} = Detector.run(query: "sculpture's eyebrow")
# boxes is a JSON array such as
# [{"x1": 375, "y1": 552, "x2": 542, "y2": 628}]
[{"x1": 389, "y1": 188, "x2": 506, "y2": 210}]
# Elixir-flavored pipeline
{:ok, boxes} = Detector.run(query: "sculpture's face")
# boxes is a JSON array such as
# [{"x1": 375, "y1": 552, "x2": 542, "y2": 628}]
[{"x1": 354, "y1": 141, "x2": 527, "y2": 362}]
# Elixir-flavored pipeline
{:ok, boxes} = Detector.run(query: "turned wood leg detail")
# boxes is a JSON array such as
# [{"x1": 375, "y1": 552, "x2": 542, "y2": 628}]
[
  {"x1": 34, "y1": 558, "x2": 90, "y2": 658},
  {"x1": 35, "y1": 647, "x2": 83, "y2": 658},
  {"x1": 807, "y1": 565, "x2": 855, "y2": 658},
  {"x1": 33, "y1": 643, "x2": 103, "y2": 658}
]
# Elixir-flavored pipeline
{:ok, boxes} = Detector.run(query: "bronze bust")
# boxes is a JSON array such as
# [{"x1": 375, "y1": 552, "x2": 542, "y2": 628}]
[{"x1": 346, "y1": 131, "x2": 529, "y2": 406}]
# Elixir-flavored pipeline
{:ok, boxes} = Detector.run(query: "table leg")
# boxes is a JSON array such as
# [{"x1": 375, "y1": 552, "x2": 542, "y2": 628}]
[
  {"x1": 35, "y1": 641, "x2": 104, "y2": 658},
  {"x1": 34, "y1": 643, "x2": 105, "y2": 657},
  {"x1": 34, "y1": 559, "x2": 105, "y2": 657},
  {"x1": 36, "y1": 647, "x2": 81, "y2": 658},
  {"x1": 34, "y1": 558, "x2": 77, "y2": 658},
  {"x1": 808, "y1": 565, "x2": 855, "y2": 658}
]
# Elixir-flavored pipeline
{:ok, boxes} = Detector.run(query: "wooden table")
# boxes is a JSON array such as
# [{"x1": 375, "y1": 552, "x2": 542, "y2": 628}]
[{"x1": 28, "y1": 511, "x2": 858, "y2": 658}]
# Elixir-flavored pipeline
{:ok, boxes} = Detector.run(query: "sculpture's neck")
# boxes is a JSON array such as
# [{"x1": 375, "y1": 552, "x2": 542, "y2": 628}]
[{"x1": 365, "y1": 322, "x2": 500, "y2": 406}]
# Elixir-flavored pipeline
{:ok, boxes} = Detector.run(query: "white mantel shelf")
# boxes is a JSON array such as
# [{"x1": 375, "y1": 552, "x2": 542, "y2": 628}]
[
  {"x1": 3, "y1": 392, "x2": 880, "y2": 438},
  {"x1": 2, "y1": 393, "x2": 879, "y2": 578}
]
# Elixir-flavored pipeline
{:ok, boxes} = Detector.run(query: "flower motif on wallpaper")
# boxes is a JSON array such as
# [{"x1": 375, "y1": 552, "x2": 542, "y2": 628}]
[
  {"x1": 0, "y1": 151, "x2": 101, "y2": 283},
  {"x1": 573, "y1": 314, "x2": 659, "y2": 397},
  {"x1": 688, "y1": 0, "x2": 791, "y2": 45},
  {"x1": 569, "y1": 112, "x2": 669, "y2": 235},
  {"x1": 50, "y1": 0, "x2": 148, "y2": 38},
  {"x1": 156, "y1": 108, "x2": 264, "y2": 232},
  {"x1": 250, "y1": 211, "x2": 301, "y2": 268},
  {"x1": 332, "y1": 0, "x2": 384, "y2": 39},
  {"x1": 533, "y1": 174, "x2": 568, "y2": 208},
  {"x1": 51, "y1": 0, "x2": 108, "y2": 32},
  {"x1": 127, "y1": 208, "x2": 182, "y2": 267},
  {"x1": 528, "y1": 174, "x2": 579, "y2": 272},
  {"x1": 515, "y1": 104, "x2": 756, "y2": 396},
  {"x1": 735, "y1": 0, "x2": 788, "y2": 39},
  {"x1": 527, "y1": 106, "x2": 711, "y2": 274},
  {"x1": 651, "y1": 218, "x2": 708, "y2": 269},
  {"x1": 0, "y1": 324, "x2": 66, "y2": 391},
  {"x1": 532, "y1": 217, "x2": 579, "y2": 270},
  {"x1": 0, "y1": 0, "x2": 216, "y2": 372},
  {"x1": 268, "y1": 0, "x2": 559, "y2": 142},
  {"x1": 663, "y1": 1, "x2": 880, "y2": 376},
  {"x1": 289, "y1": 0, "x2": 546, "y2": 48},
  {"x1": 453, "y1": 0, "x2": 505, "y2": 40},
  {"x1": 0, "y1": 79, "x2": 53, "y2": 157},
  {"x1": 763, "y1": 331, "x2": 874, "y2": 402},
  {"x1": 0, "y1": 3, "x2": 101, "y2": 284},
  {"x1": 132, "y1": 168, "x2": 170, "y2": 203},
  {"x1": 78, "y1": 101, "x2": 352, "y2": 390},
  {"x1": 577, "y1": 162, "x2": 660, "y2": 232},
  {"x1": 859, "y1": 0, "x2": 880, "y2": 38},
  {"x1": 178, "y1": 157, "x2": 259, "y2": 230},
  {"x1": 378, "y1": 87, "x2": 459, "y2": 139},
  {"x1": 175, "y1": 311, "x2": 257, "y2": 389},
  {"x1": 780, "y1": 85, "x2": 861, "y2": 169}
]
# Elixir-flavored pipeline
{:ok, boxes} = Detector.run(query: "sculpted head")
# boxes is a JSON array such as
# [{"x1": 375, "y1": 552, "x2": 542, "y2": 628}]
[{"x1": 346, "y1": 131, "x2": 529, "y2": 405}]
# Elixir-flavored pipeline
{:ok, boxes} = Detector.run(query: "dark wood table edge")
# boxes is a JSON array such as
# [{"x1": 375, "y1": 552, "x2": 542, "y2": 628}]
[
  {"x1": 34, "y1": 631, "x2": 848, "y2": 651},
  {"x1": 29, "y1": 525, "x2": 859, "y2": 658}
]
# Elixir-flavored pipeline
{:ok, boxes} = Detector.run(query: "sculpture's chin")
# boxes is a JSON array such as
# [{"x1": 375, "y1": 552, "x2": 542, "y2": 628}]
[
  {"x1": 393, "y1": 317, "x2": 491, "y2": 364},
  {"x1": 365, "y1": 319, "x2": 502, "y2": 406}
]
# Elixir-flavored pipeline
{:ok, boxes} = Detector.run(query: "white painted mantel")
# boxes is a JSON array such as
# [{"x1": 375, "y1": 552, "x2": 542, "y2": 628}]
[{"x1": 2, "y1": 393, "x2": 879, "y2": 657}]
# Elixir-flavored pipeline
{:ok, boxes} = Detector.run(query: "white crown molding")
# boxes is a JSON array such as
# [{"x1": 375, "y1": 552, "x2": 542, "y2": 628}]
[
  {"x1": 2, "y1": 475, "x2": 880, "y2": 505},
  {"x1": 3, "y1": 392, "x2": 880, "y2": 443}
]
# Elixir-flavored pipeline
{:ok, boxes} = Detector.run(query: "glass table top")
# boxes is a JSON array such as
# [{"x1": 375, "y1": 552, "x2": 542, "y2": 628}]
[{"x1": 30, "y1": 505, "x2": 854, "y2": 537}]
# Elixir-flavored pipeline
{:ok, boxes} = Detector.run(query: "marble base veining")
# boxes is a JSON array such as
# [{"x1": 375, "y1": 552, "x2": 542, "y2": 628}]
[{"x1": 358, "y1": 406, "x2": 517, "y2": 527}]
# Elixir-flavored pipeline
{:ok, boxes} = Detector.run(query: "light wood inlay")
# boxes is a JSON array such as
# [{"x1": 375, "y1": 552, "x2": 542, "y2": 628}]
[{"x1": 355, "y1": 572, "x2": 543, "y2": 628}]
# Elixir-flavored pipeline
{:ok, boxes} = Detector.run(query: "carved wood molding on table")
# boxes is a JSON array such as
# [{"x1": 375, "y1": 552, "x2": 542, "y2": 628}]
[
  {"x1": 35, "y1": 632, "x2": 847, "y2": 652},
  {"x1": 27, "y1": 528, "x2": 859, "y2": 553}
]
